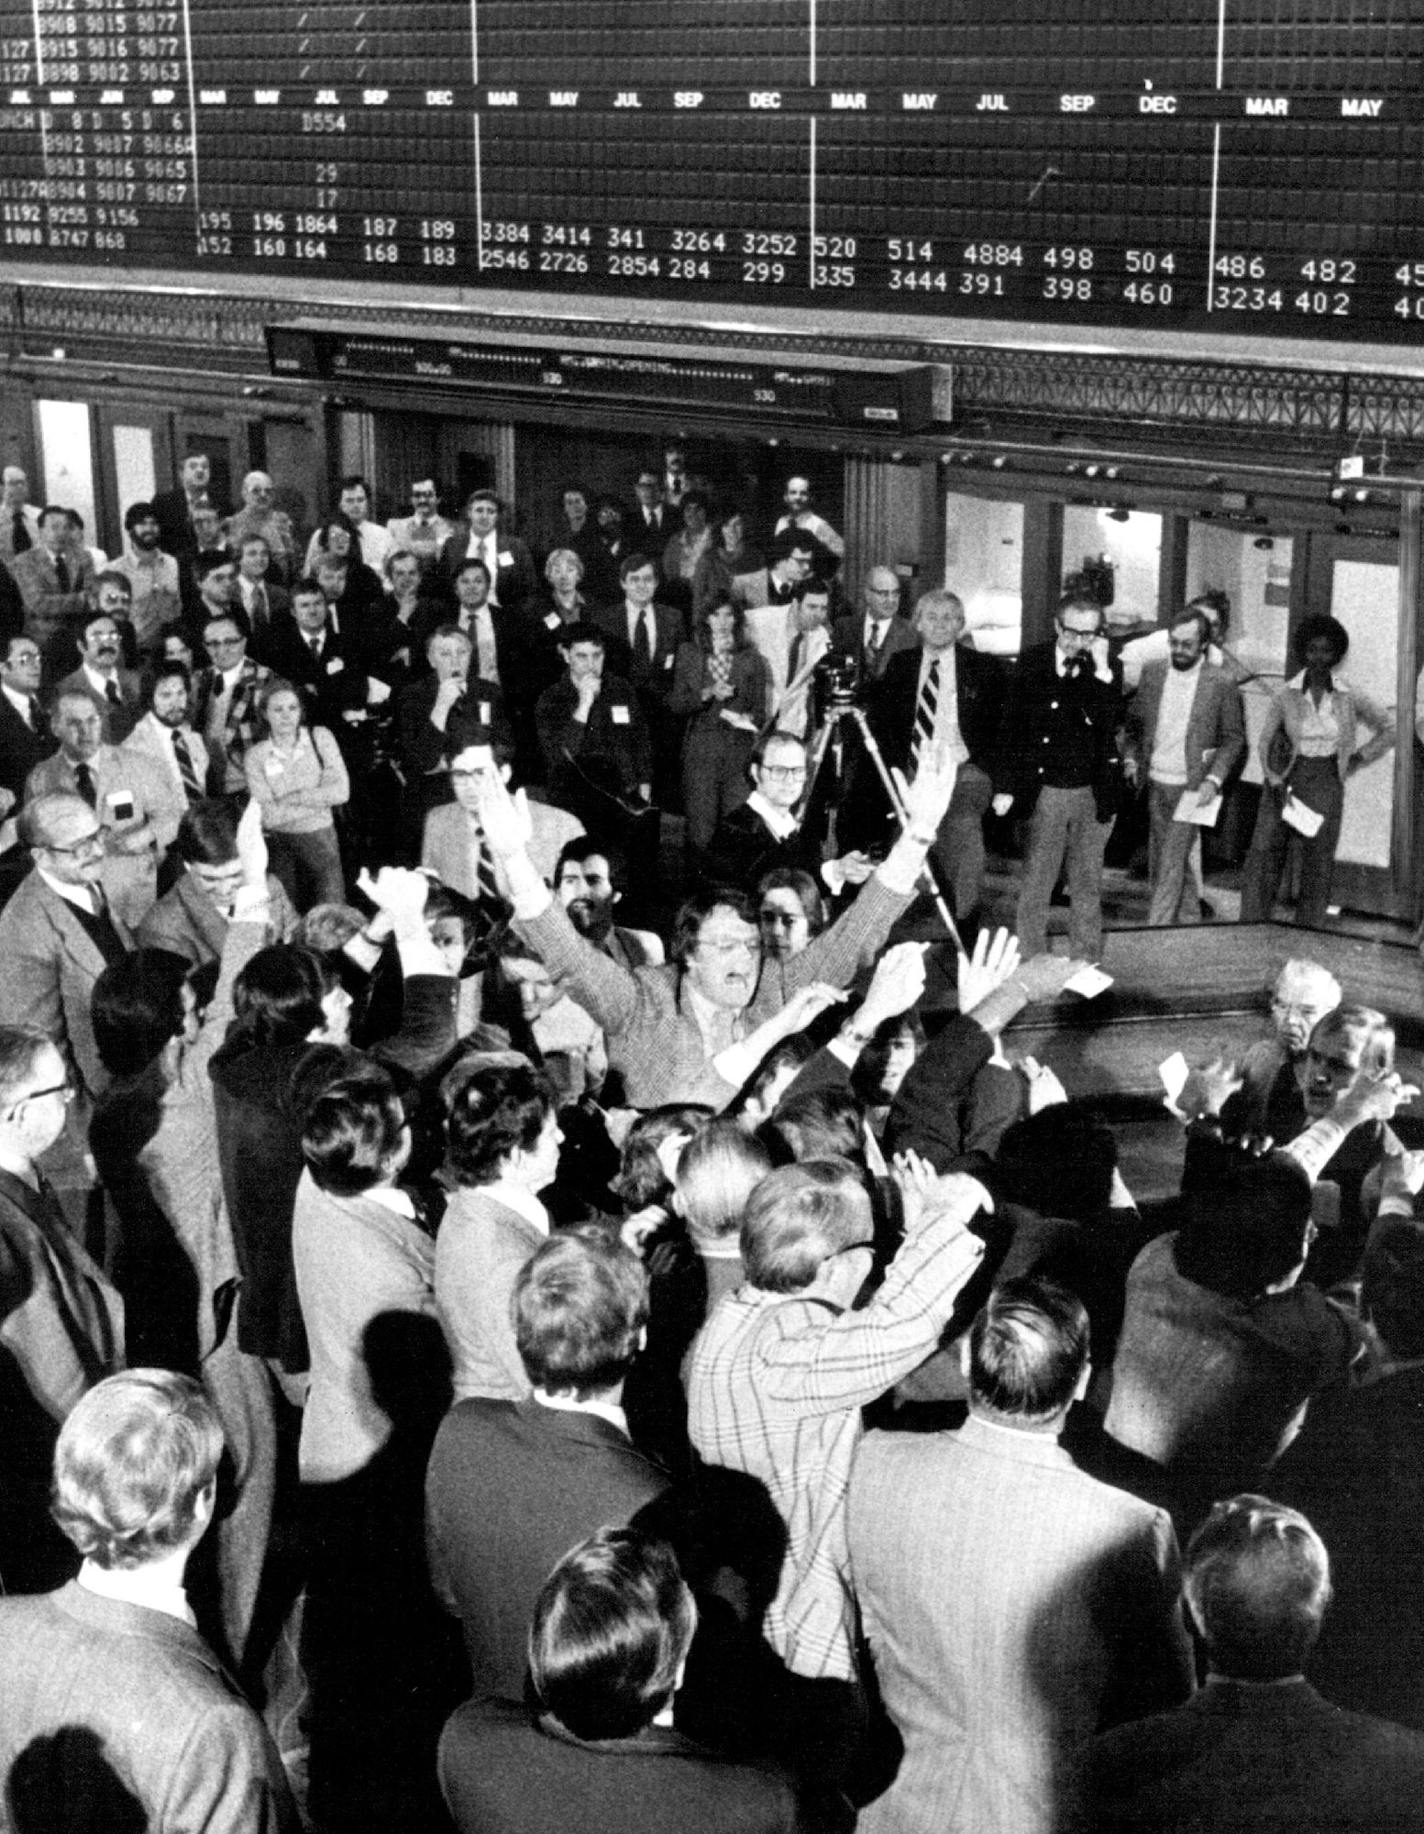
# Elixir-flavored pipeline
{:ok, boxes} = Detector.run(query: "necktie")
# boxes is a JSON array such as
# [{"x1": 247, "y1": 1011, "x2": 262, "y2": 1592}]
[
  {"x1": 250, "y1": 583, "x2": 268, "y2": 625},
  {"x1": 11, "y1": 511, "x2": 30, "y2": 554},
  {"x1": 912, "y1": 657, "x2": 941, "y2": 775},
  {"x1": 104, "y1": 679, "x2": 121, "y2": 707},
  {"x1": 74, "y1": 761, "x2": 96, "y2": 806},
  {"x1": 636, "y1": 612, "x2": 653, "y2": 669},
  {"x1": 54, "y1": 554, "x2": 70, "y2": 593},
  {"x1": 865, "y1": 622, "x2": 885, "y2": 672},
  {"x1": 172, "y1": 729, "x2": 202, "y2": 800},
  {"x1": 308, "y1": 634, "x2": 323, "y2": 659},
  {"x1": 472, "y1": 830, "x2": 501, "y2": 905},
  {"x1": 788, "y1": 633, "x2": 805, "y2": 683}
]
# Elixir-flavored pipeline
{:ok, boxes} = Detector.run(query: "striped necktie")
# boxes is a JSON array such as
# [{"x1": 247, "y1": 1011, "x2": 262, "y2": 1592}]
[
  {"x1": 471, "y1": 827, "x2": 501, "y2": 905},
  {"x1": 172, "y1": 729, "x2": 203, "y2": 801},
  {"x1": 911, "y1": 657, "x2": 940, "y2": 776}
]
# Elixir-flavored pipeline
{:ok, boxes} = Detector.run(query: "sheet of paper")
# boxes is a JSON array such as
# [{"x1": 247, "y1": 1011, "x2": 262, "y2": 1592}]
[
  {"x1": 1281, "y1": 794, "x2": 1325, "y2": 837},
  {"x1": 1158, "y1": 1051, "x2": 1190, "y2": 1106},
  {"x1": 1173, "y1": 788, "x2": 1223, "y2": 827},
  {"x1": 1064, "y1": 964, "x2": 1113, "y2": 999}
]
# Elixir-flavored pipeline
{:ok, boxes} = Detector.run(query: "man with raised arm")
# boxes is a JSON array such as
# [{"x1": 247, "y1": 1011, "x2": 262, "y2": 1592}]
[{"x1": 474, "y1": 757, "x2": 957, "y2": 1110}]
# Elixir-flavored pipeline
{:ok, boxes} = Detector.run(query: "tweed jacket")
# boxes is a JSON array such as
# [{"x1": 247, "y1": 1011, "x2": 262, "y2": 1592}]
[
  {"x1": 136, "y1": 869, "x2": 294, "y2": 967},
  {"x1": 122, "y1": 712, "x2": 215, "y2": 836},
  {"x1": 422, "y1": 797, "x2": 583, "y2": 896},
  {"x1": 831, "y1": 610, "x2": 920, "y2": 681},
  {"x1": 53, "y1": 664, "x2": 144, "y2": 745},
  {"x1": 515, "y1": 870, "x2": 912, "y2": 1110},
  {"x1": 26, "y1": 742, "x2": 172, "y2": 928},
  {"x1": 0, "y1": 866, "x2": 134, "y2": 1096},
  {"x1": 1123, "y1": 656, "x2": 1247, "y2": 790}
]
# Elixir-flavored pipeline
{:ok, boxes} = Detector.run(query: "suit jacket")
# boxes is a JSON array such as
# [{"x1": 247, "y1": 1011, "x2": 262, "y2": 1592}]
[
  {"x1": 0, "y1": 1582, "x2": 298, "y2": 1833},
  {"x1": 436, "y1": 527, "x2": 538, "y2": 610},
  {"x1": 121, "y1": 714, "x2": 214, "y2": 843},
  {"x1": 867, "y1": 641, "x2": 1005, "y2": 777},
  {"x1": 152, "y1": 484, "x2": 230, "y2": 555},
  {"x1": 516, "y1": 871, "x2": 909, "y2": 1110},
  {"x1": 235, "y1": 577, "x2": 290, "y2": 638},
  {"x1": 849, "y1": 1415, "x2": 1193, "y2": 1834},
  {"x1": 10, "y1": 546, "x2": 94, "y2": 638},
  {"x1": 703, "y1": 798, "x2": 822, "y2": 896},
  {"x1": 54, "y1": 665, "x2": 144, "y2": 745},
  {"x1": 590, "y1": 601, "x2": 684, "y2": 706},
  {"x1": 432, "y1": 1188, "x2": 544, "y2": 1403},
  {"x1": 422, "y1": 798, "x2": 583, "y2": 896},
  {"x1": 256, "y1": 617, "x2": 371, "y2": 740},
  {"x1": 1123, "y1": 657, "x2": 1246, "y2": 790},
  {"x1": 0, "y1": 685, "x2": 56, "y2": 800},
  {"x1": 0, "y1": 868, "x2": 134, "y2": 1097},
  {"x1": 395, "y1": 672, "x2": 511, "y2": 802},
  {"x1": 831, "y1": 611, "x2": 919, "y2": 682},
  {"x1": 743, "y1": 604, "x2": 830, "y2": 737},
  {"x1": 1090, "y1": 1677, "x2": 1424, "y2": 1834},
  {"x1": 27, "y1": 743, "x2": 171, "y2": 929},
  {"x1": 993, "y1": 642, "x2": 1125, "y2": 822},
  {"x1": 438, "y1": 1698, "x2": 798, "y2": 1834},
  {"x1": 136, "y1": 869, "x2": 294, "y2": 967},
  {"x1": 0, "y1": 1169, "x2": 124, "y2": 1591},
  {"x1": 425, "y1": 1396, "x2": 669, "y2": 1697},
  {"x1": 536, "y1": 673, "x2": 653, "y2": 804}
]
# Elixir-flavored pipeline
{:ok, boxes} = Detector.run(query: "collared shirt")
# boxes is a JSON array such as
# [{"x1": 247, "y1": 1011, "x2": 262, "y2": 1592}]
[
  {"x1": 82, "y1": 663, "x2": 121, "y2": 701},
  {"x1": 743, "y1": 789, "x2": 797, "y2": 840},
  {"x1": 1149, "y1": 657, "x2": 1203, "y2": 785},
  {"x1": 625, "y1": 603, "x2": 657, "y2": 658},
  {"x1": 79, "y1": 1557, "x2": 195, "y2": 1627},
  {"x1": 534, "y1": 1388, "x2": 629, "y2": 1437},
  {"x1": 681, "y1": 975, "x2": 746, "y2": 1056},
  {"x1": 37, "y1": 865, "x2": 97, "y2": 914},
  {"x1": 113, "y1": 547, "x2": 181, "y2": 645},
  {"x1": 686, "y1": 1211, "x2": 984, "y2": 1680},
  {"x1": 364, "y1": 1184, "x2": 417, "y2": 1221},
  {"x1": 2, "y1": 682, "x2": 36, "y2": 724},
  {"x1": 916, "y1": 644, "x2": 968, "y2": 766},
  {"x1": 1291, "y1": 670, "x2": 1342, "y2": 756},
  {"x1": 479, "y1": 1176, "x2": 549, "y2": 1237},
  {"x1": 467, "y1": 605, "x2": 499, "y2": 682}
]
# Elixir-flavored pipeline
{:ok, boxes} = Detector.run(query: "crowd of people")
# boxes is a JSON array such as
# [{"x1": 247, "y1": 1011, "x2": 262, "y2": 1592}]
[{"x1": 0, "y1": 445, "x2": 1421, "y2": 1833}]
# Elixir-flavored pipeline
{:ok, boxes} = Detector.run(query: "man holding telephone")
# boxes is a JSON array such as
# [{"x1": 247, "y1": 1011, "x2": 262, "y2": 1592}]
[
  {"x1": 25, "y1": 691, "x2": 170, "y2": 930},
  {"x1": 991, "y1": 596, "x2": 1124, "y2": 964}
]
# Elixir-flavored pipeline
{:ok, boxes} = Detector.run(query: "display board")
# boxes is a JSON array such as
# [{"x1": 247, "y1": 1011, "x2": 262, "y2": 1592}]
[{"x1": 3, "y1": 1, "x2": 1423, "y2": 342}]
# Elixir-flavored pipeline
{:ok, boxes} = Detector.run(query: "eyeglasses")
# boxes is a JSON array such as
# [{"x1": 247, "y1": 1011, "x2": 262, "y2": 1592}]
[
  {"x1": 5, "y1": 649, "x2": 40, "y2": 665},
  {"x1": 19, "y1": 1078, "x2": 75, "y2": 1106},
  {"x1": 759, "y1": 764, "x2": 806, "y2": 781},
  {"x1": 206, "y1": 636, "x2": 245, "y2": 650},
  {"x1": 1055, "y1": 621, "x2": 1099, "y2": 643},
  {"x1": 46, "y1": 830, "x2": 105, "y2": 857}
]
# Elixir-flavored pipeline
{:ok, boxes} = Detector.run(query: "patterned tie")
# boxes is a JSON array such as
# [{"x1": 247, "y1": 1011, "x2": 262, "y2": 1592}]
[
  {"x1": 911, "y1": 657, "x2": 941, "y2": 776},
  {"x1": 172, "y1": 728, "x2": 203, "y2": 801},
  {"x1": 472, "y1": 828, "x2": 501, "y2": 906},
  {"x1": 864, "y1": 622, "x2": 885, "y2": 675},
  {"x1": 73, "y1": 761, "x2": 96, "y2": 806},
  {"x1": 11, "y1": 511, "x2": 30, "y2": 555},
  {"x1": 54, "y1": 554, "x2": 70, "y2": 593}
]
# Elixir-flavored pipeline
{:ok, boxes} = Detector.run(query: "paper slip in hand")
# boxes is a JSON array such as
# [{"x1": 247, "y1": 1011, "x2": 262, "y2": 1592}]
[
  {"x1": 1158, "y1": 1050, "x2": 1190, "y2": 1107},
  {"x1": 1281, "y1": 794, "x2": 1325, "y2": 838},
  {"x1": 1173, "y1": 788, "x2": 1223, "y2": 827},
  {"x1": 1064, "y1": 964, "x2": 1113, "y2": 999}
]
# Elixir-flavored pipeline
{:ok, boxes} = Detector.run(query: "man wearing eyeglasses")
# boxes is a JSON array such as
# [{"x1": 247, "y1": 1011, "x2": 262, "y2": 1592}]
[
  {"x1": 386, "y1": 478, "x2": 454, "y2": 573},
  {"x1": 193, "y1": 607, "x2": 278, "y2": 794},
  {"x1": 0, "y1": 1023, "x2": 124, "y2": 1593},
  {"x1": 991, "y1": 596, "x2": 1125, "y2": 963},
  {"x1": 705, "y1": 730, "x2": 873, "y2": 899}
]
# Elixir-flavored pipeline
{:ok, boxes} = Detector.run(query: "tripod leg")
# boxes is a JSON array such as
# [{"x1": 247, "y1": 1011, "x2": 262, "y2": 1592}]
[{"x1": 848, "y1": 709, "x2": 963, "y2": 951}]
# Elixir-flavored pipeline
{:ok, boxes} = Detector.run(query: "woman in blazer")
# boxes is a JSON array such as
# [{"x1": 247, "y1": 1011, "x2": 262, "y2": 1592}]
[
  {"x1": 668, "y1": 598, "x2": 770, "y2": 872},
  {"x1": 1240, "y1": 614, "x2": 1394, "y2": 928}
]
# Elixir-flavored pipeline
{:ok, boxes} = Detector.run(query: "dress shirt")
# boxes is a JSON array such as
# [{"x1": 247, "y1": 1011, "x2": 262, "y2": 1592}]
[
  {"x1": 479, "y1": 1176, "x2": 550, "y2": 1237},
  {"x1": 686, "y1": 1211, "x2": 984, "y2": 1681},
  {"x1": 916, "y1": 645, "x2": 968, "y2": 766},
  {"x1": 534, "y1": 1389, "x2": 629, "y2": 1436},
  {"x1": 471, "y1": 605, "x2": 499, "y2": 682},
  {"x1": 742, "y1": 789, "x2": 797, "y2": 840},
  {"x1": 113, "y1": 547, "x2": 181, "y2": 645},
  {"x1": 2, "y1": 682, "x2": 36, "y2": 726},
  {"x1": 1149, "y1": 658, "x2": 1203, "y2": 785},
  {"x1": 79, "y1": 1559, "x2": 195, "y2": 1628},
  {"x1": 680, "y1": 977, "x2": 745, "y2": 1057},
  {"x1": 36, "y1": 865, "x2": 98, "y2": 913},
  {"x1": 1296, "y1": 676, "x2": 1342, "y2": 756},
  {"x1": 626, "y1": 604, "x2": 657, "y2": 660}
]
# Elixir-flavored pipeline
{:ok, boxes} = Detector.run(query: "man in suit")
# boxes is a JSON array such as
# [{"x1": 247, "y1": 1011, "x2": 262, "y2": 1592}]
[
  {"x1": 424, "y1": 740, "x2": 582, "y2": 904},
  {"x1": 1123, "y1": 606, "x2": 1246, "y2": 925},
  {"x1": 11, "y1": 504, "x2": 95, "y2": 653},
  {"x1": 629, "y1": 466, "x2": 677, "y2": 546},
  {"x1": 744, "y1": 578, "x2": 833, "y2": 741},
  {"x1": 0, "y1": 632, "x2": 56, "y2": 806},
  {"x1": 705, "y1": 729, "x2": 872, "y2": 900},
  {"x1": 849, "y1": 1276, "x2": 1193, "y2": 1834},
  {"x1": 28, "y1": 693, "x2": 170, "y2": 930},
  {"x1": 992, "y1": 595, "x2": 1125, "y2": 962},
  {"x1": 831, "y1": 564, "x2": 918, "y2": 683},
  {"x1": 136, "y1": 796, "x2": 293, "y2": 965},
  {"x1": 591, "y1": 553, "x2": 685, "y2": 802},
  {"x1": 397, "y1": 624, "x2": 510, "y2": 823},
  {"x1": 192, "y1": 605, "x2": 278, "y2": 795},
  {"x1": 427, "y1": 1229, "x2": 668, "y2": 1697},
  {"x1": 121, "y1": 660, "x2": 213, "y2": 838},
  {"x1": 151, "y1": 451, "x2": 227, "y2": 557},
  {"x1": 438, "y1": 1526, "x2": 799, "y2": 1834},
  {"x1": 415, "y1": 558, "x2": 542, "y2": 782},
  {"x1": 259, "y1": 576, "x2": 377, "y2": 749},
  {"x1": 1090, "y1": 1494, "x2": 1424, "y2": 1834},
  {"x1": 0, "y1": 463, "x2": 40, "y2": 564},
  {"x1": 0, "y1": 1369, "x2": 299, "y2": 1830},
  {"x1": 0, "y1": 1026, "x2": 125, "y2": 1593},
  {"x1": 437, "y1": 488, "x2": 537, "y2": 611},
  {"x1": 729, "y1": 527, "x2": 819, "y2": 620},
  {"x1": 54, "y1": 605, "x2": 144, "y2": 744},
  {"x1": 233, "y1": 533, "x2": 290, "y2": 640},
  {"x1": 858, "y1": 586, "x2": 1006, "y2": 933}
]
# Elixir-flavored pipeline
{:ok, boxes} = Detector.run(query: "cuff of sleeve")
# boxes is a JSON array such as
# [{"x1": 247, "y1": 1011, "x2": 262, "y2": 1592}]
[{"x1": 231, "y1": 886, "x2": 273, "y2": 921}]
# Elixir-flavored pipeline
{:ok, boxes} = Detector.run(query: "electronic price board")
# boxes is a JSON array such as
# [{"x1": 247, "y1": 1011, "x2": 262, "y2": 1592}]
[{"x1": 3, "y1": 1, "x2": 1424, "y2": 343}]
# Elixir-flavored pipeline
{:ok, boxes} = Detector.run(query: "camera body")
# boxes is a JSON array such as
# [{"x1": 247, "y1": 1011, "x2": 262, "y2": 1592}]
[{"x1": 811, "y1": 648, "x2": 862, "y2": 724}]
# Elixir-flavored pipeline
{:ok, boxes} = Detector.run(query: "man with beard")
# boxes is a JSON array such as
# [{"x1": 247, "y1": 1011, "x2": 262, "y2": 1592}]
[
  {"x1": 112, "y1": 501, "x2": 182, "y2": 654},
  {"x1": 1122, "y1": 608, "x2": 1245, "y2": 926},
  {"x1": 553, "y1": 836, "x2": 663, "y2": 970},
  {"x1": 121, "y1": 660, "x2": 213, "y2": 834}
]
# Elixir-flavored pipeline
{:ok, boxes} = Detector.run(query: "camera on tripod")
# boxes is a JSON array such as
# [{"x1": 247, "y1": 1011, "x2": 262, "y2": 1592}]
[{"x1": 811, "y1": 649, "x2": 862, "y2": 723}]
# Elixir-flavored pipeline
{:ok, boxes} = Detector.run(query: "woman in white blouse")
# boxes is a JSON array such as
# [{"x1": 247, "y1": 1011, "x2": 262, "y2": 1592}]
[
  {"x1": 245, "y1": 680, "x2": 349, "y2": 910},
  {"x1": 1240, "y1": 614, "x2": 1394, "y2": 928}
]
